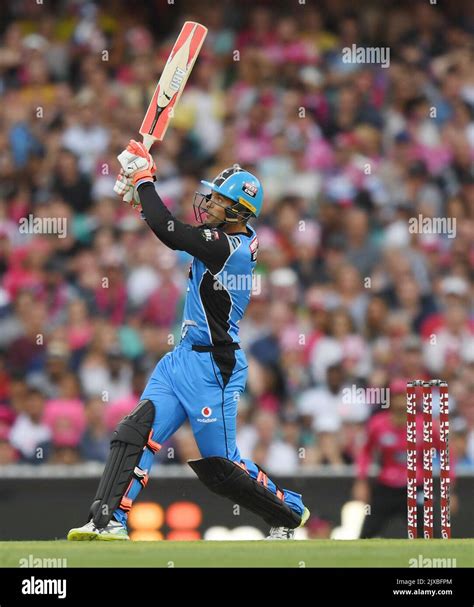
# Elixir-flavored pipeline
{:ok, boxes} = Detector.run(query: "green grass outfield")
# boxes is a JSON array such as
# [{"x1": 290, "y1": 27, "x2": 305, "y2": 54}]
[{"x1": 0, "y1": 539, "x2": 472, "y2": 568}]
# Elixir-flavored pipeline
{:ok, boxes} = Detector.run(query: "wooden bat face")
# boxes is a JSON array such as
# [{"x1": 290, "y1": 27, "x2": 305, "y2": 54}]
[{"x1": 140, "y1": 21, "x2": 208, "y2": 150}]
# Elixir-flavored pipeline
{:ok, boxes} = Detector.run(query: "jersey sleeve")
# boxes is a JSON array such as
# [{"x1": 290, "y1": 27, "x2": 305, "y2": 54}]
[{"x1": 138, "y1": 181, "x2": 231, "y2": 274}]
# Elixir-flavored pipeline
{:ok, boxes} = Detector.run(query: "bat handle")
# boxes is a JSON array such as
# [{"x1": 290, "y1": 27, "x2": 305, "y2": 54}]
[{"x1": 142, "y1": 134, "x2": 155, "y2": 151}]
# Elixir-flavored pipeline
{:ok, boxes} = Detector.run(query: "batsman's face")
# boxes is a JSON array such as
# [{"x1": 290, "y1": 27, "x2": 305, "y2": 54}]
[{"x1": 204, "y1": 192, "x2": 233, "y2": 226}]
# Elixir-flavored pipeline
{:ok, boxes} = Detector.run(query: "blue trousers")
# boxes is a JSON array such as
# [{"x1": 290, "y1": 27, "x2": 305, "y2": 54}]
[{"x1": 113, "y1": 341, "x2": 304, "y2": 526}]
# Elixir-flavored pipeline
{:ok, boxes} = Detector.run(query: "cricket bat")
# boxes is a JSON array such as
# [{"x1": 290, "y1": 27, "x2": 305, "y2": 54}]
[{"x1": 139, "y1": 21, "x2": 208, "y2": 150}]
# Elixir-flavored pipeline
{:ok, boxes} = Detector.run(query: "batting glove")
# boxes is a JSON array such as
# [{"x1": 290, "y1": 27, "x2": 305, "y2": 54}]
[
  {"x1": 117, "y1": 139, "x2": 156, "y2": 186},
  {"x1": 113, "y1": 169, "x2": 141, "y2": 209}
]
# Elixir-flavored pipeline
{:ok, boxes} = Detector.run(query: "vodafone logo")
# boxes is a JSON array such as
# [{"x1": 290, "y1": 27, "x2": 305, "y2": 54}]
[{"x1": 197, "y1": 406, "x2": 217, "y2": 423}]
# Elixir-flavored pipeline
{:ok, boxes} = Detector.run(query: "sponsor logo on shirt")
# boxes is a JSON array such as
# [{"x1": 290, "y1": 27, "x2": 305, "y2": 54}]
[
  {"x1": 197, "y1": 406, "x2": 217, "y2": 423},
  {"x1": 201, "y1": 228, "x2": 220, "y2": 241}
]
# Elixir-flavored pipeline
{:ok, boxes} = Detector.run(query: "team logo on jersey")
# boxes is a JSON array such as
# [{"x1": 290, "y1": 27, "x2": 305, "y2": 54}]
[
  {"x1": 201, "y1": 228, "x2": 220, "y2": 241},
  {"x1": 242, "y1": 182, "x2": 258, "y2": 198}
]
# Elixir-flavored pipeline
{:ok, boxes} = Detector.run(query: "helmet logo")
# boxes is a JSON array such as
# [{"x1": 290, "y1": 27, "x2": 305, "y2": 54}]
[{"x1": 242, "y1": 182, "x2": 258, "y2": 198}]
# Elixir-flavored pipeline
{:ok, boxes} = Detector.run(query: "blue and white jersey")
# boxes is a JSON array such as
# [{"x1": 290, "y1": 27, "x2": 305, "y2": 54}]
[
  {"x1": 137, "y1": 182, "x2": 259, "y2": 346},
  {"x1": 182, "y1": 225, "x2": 258, "y2": 345}
]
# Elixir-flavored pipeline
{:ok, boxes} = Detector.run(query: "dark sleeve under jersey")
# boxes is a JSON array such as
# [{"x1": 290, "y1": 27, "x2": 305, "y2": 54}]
[{"x1": 138, "y1": 181, "x2": 230, "y2": 274}]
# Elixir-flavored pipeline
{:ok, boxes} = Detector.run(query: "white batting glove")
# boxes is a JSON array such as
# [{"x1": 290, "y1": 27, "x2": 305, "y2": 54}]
[
  {"x1": 113, "y1": 170, "x2": 140, "y2": 208},
  {"x1": 117, "y1": 140, "x2": 156, "y2": 185}
]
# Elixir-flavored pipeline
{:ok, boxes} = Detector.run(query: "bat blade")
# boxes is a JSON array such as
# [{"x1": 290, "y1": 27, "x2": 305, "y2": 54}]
[{"x1": 140, "y1": 21, "x2": 208, "y2": 150}]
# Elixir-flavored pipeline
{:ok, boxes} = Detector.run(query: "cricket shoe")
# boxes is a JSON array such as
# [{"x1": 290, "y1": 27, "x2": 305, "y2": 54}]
[
  {"x1": 265, "y1": 506, "x2": 310, "y2": 540},
  {"x1": 67, "y1": 519, "x2": 130, "y2": 541}
]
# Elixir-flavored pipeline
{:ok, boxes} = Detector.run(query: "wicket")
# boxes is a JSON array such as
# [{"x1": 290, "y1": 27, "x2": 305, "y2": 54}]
[{"x1": 406, "y1": 380, "x2": 451, "y2": 540}]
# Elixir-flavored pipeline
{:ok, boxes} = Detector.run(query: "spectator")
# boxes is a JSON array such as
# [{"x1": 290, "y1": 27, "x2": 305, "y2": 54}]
[
  {"x1": 0, "y1": 428, "x2": 18, "y2": 464},
  {"x1": 62, "y1": 101, "x2": 109, "y2": 174},
  {"x1": 9, "y1": 387, "x2": 51, "y2": 463},
  {"x1": 298, "y1": 364, "x2": 351, "y2": 466},
  {"x1": 52, "y1": 149, "x2": 93, "y2": 213},
  {"x1": 80, "y1": 397, "x2": 110, "y2": 462},
  {"x1": 43, "y1": 397, "x2": 86, "y2": 458},
  {"x1": 27, "y1": 341, "x2": 71, "y2": 399},
  {"x1": 310, "y1": 307, "x2": 371, "y2": 383}
]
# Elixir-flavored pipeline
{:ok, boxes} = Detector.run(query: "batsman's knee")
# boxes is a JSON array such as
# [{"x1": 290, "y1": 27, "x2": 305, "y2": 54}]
[{"x1": 112, "y1": 399, "x2": 159, "y2": 451}]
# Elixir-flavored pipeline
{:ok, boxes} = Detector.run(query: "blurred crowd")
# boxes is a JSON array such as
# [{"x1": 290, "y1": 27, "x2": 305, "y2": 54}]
[{"x1": 0, "y1": 0, "x2": 473, "y2": 472}]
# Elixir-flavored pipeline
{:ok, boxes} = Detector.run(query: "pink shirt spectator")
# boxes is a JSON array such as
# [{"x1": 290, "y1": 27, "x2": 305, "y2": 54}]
[
  {"x1": 105, "y1": 396, "x2": 136, "y2": 431},
  {"x1": 140, "y1": 282, "x2": 180, "y2": 327},
  {"x1": 43, "y1": 399, "x2": 87, "y2": 447},
  {"x1": 357, "y1": 412, "x2": 455, "y2": 488},
  {"x1": 68, "y1": 324, "x2": 94, "y2": 350},
  {"x1": 94, "y1": 282, "x2": 127, "y2": 325}
]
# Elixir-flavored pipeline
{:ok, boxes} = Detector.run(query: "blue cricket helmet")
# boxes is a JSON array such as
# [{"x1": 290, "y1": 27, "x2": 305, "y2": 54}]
[{"x1": 200, "y1": 165, "x2": 264, "y2": 219}]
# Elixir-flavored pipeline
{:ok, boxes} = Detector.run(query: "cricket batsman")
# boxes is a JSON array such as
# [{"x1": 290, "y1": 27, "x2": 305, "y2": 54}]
[{"x1": 68, "y1": 141, "x2": 309, "y2": 541}]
